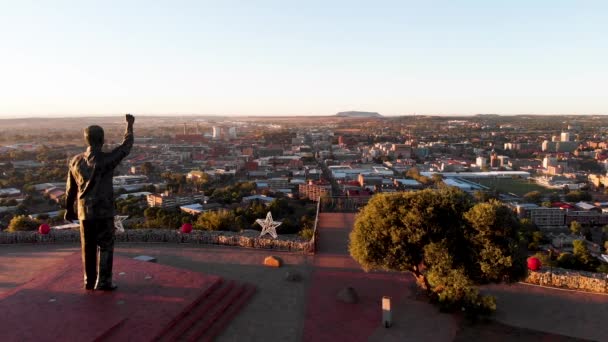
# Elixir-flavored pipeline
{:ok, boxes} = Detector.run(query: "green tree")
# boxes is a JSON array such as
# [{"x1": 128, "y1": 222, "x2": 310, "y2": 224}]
[
  {"x1": 533, "y1": 251, "x2": 557, "y2": 268},
  {"x1": 195, "y1": 210, "x2": 237, "y2": 231},
  {"x1": 431, "y1": 173, "x2": 444, "y2": 185},
  {"x1": 298, "y1": 228, "x2": 314, "y2": 240},
  {"x1": 349, "y1": 189, "x2": 526, "y2": 315},
  {"x1": 7, "y1": 215, "x2": 40, "y2": 232},
  {"x1": 548, "y1": 193, "x2": 560, "y2": 203},
  {"x1": 556, "y1": 252, "x2": 577, "y2": 269},
  {"x1": 570, "y1": 221, "x2": 582, "y2": 236},
  {"x1": 268, "y1": 198, "x2": 294, "y2": 217},
  {"x1": 540, "y1": 201, "x2": 552, "y2": 208},
  {"x1": 565, "y1": 190, "x2": 592, "y2": 203},
  {"x1": 523, "y1": 191, "x2": 542, "y2": 204},
  {"x1": 572, "y1": 240, "x2": 599, "y2": 271},
  {"x1": 473, "y1": 191, "x2": 496, "y2": 203}
]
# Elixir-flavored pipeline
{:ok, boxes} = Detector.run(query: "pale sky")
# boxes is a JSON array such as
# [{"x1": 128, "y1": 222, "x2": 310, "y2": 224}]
[{"x1": 1, "y1": 0, "x2": 607, "y2": 117}]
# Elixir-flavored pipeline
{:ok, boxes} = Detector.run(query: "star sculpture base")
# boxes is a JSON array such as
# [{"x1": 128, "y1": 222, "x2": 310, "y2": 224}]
[{"x1": 114, "y1": 215, "x2": 128, "y2": 233}]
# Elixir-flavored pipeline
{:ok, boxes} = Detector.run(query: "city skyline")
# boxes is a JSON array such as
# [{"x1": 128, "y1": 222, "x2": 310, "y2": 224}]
[{"x1": 1, "y1": 0, "x2": 607, "y2": 118}]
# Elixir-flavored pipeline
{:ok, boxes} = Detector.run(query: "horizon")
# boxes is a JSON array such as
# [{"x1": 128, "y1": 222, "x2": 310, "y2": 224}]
[
  {"x1": 3, "y1": 112, "x2": 608, "y2": 121},
  {"x1": 1, "y1": 0, "x2": 607, "y2": 117}
]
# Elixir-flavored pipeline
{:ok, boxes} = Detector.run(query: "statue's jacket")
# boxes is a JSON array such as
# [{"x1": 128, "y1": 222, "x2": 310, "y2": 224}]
[{"x1": 66, "y1": 129, "x2": 133, "y2": 221}]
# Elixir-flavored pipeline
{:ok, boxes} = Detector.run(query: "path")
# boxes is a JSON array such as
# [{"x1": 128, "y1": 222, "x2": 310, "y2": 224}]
[{"x1": 304, "y1": 213, "x2": 458, "y2": 342}]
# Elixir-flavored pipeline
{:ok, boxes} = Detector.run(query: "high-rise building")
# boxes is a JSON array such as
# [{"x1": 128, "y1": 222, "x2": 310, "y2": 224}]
[
  {"x1": 212, "y1": 126, "x2": 221, "y2": 140},
  {"x1": 228, "y1": 127, "x2": 237, "y2": 139}
]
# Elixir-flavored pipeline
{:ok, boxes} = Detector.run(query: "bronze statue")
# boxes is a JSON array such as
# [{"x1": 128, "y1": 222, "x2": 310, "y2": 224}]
[{"x1": 65, "y1": 114, "x2": 134, "y2": 291}]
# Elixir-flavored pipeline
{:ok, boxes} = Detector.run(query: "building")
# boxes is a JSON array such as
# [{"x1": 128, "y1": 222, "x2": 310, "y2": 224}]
[
  {"x1": 241, "y1": 195, "x2": 275, "y2": 205},
  {"x1": 497, "y1": 155, "x2": 510, "y2": 167},
  {"x1": 47, "y1": 188, "x2": 66, "y2": 203},
  {"x1": 542, "y1": 140, "x2": 557, "y2": 152},
  {"x1": 113, "y1": 175, "x2": 148, "y2": 186},
  {"x1": 228, "y1": 127, "x2": 237, "y2": 139},
  {"x1": 212, "y1": 126, "x2": 222, "y2": 140},
  {"x1": 357, "y1": 174, "x2": 383, "y2": 188},
  {"x1": 180, "y1": 203, "x2": 222, "y2": 215},
  {"x1": 0, "y1": 188, "x2": 21, "y2": 197},
  {"x1": 266, "y1": 178, "x2": 291, "y2": 190},
  {"x1": 543, "y1": 156, "x2": 557, "y2": 169},
  {"x1": 561, "y1": 131, "x2": 571, "y2": 142},
  {"x1": 147, "y1": 192, "x2": 205, "y2": 208},
  {"x1": 390, "y1": 144, "x2": 412, "y2": 158},
  {"x1": 489, "y1": 150, "x2": 499, "y2": 168},
  {"x1": 299, "y1": 182, "x2": 331, "y2": 201},
  {"x1": 476, "y1": 156, "x2": 487, "y2": 168},
  {"x1": 393, "y1": 179, "x2": 423, "y2": 189},
  {"x1": 555, "y1": 141, "x2": 578, "y2": 153},
  {"x1": 515, "y1": 205, "x2": 565, "y2": 228}
]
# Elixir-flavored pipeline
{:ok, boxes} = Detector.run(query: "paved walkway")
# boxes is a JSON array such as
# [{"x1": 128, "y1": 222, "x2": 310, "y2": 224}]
[
  {"x1": 2, "y1": 215, "x2": 608, "y2": 341},
  {"x1": 307, "y1": 213, "x2": 608, "y2": 341},
  {"x1": 485, "y1": 283, "x2": 608, "y2": 341},
  {"x1": 304, "y1": 213, "x2": 458, "y2": 342},
  {"x1": 0, "y1": 243, "x2": 313, "y2": 342}
]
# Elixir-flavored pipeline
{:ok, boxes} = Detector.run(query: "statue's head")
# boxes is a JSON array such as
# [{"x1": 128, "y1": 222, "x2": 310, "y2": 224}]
[{"x1": 84, "y1": 125, "x2": 104, "y2": 148}]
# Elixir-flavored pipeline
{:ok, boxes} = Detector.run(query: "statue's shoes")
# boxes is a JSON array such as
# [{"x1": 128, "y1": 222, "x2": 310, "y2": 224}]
[
  {"x1": 84, "y1": 284, "x2": 95, "y2": 291},
  {"x1": 95, "y1": 283, "x2": 118, "y2": 291}
]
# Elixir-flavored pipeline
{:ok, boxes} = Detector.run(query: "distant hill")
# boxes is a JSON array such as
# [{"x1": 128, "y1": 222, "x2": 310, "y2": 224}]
[{"x1": 335, "y1": 111, "x2": 382, "y2": 118}]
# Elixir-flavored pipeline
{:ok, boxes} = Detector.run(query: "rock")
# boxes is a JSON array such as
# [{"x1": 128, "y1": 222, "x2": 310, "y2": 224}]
[
  {"x1": 284, "y1": 271, "x2": 302, "y2": 282},
  {"x1": 133, "y1": 255, "x2": 157, "y2": 263},
  {"x1": 263, "y1": 256, "x2": 282, "y2": 268},
  {"x1": 336, "y1": 286, "x2": 359, "y2": 304}
]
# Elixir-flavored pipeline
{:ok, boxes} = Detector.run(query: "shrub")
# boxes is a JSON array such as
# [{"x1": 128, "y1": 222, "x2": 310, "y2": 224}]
[
  {"x1": 7, "y1": 215, "x2": 40, "y2": 232},
  {"x1": 298, "y1": 228, "x2": 314, "y2": 240}
]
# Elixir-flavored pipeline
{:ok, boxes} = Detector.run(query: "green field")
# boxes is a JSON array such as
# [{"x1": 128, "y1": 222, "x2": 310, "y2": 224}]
[{"x1": 474, "y1": 178, "x2": 555, "y2": 197}]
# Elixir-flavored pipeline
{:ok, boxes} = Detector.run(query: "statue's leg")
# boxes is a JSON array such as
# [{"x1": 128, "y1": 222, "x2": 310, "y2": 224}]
[
  {"x1": 96, "y1": 218, "x2": 116, "y2": 289},
  {"x1": 80, "y1": 220, "x2": 97, "y2": 289}
]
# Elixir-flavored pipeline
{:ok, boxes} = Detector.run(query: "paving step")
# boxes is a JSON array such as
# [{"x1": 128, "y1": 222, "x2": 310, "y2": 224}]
[
  {"x1": 182, "y1": 282, "x2": 249, "y2": 341},
  {"x1": 153, "y1": 279, "x2": 225, "y2": 341},
  {"x1": 199, "y1": 284, "x2": 257, "y2": 342}
]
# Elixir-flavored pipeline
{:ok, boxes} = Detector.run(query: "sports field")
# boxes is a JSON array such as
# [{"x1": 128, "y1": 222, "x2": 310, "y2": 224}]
[{"x1": 474, "y1": 177, "x2": 555, "y2": 197}]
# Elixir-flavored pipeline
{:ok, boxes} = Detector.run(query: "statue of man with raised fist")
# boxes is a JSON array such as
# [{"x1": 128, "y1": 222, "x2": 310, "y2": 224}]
[{"x1": 65, "y1": 114, "x2": 135, "y2": 291}]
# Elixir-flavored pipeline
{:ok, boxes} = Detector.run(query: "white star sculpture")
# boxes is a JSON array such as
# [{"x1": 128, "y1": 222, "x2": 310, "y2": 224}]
[
  {"x1": 256, "y1": 212, "x2": 282, "y2": 239},
  {"x1": 114, "y1": 215, "x2": 128, "y2": 233}
]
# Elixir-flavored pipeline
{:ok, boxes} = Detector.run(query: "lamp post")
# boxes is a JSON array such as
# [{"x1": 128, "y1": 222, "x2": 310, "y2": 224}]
[{"x1": 382, "y1": 296, "x2": 392, "y2": 328}]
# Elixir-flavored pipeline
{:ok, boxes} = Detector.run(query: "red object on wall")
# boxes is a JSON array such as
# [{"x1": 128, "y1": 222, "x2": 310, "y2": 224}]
[
  {"x1": 38, "y1": 224, "x2": 50, "y2": 235},
  {"x1": 181, "y1": 223, "x2": 193, "y2": 234},
  {"x1": 527, "y1": 257, "x2": 542, "y2": 271}
]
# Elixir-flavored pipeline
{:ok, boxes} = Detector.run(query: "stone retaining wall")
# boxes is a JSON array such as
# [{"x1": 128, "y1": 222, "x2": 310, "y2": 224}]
[
  {"x1": 525, "y1": 267, "x2": 608, "y2": 294},
  {"x1": 0, "y1": 229, "x2": 314, "y2": 253}
]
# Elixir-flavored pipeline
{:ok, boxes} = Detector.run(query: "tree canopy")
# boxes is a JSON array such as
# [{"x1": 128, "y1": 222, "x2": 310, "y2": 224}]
[
  {"x1": 522, "y1": 191, "x2": 542, "y2": 204},
  {"x1": 349, "y1": 188, "x2": 527, "y2": 314},
  {"x1": 7, "y1": 215, "x2": 40, "y2": 232}
]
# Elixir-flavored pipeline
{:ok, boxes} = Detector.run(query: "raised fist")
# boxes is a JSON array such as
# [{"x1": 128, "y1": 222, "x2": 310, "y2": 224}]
[{"x1": 126, "y1": 114, "x2": 135, "y2": 125}]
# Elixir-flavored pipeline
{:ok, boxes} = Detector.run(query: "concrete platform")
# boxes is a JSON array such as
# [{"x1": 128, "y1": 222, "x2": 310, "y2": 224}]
[{"x1": 0, "y1": 252, "x2": 253, "y2": 342}]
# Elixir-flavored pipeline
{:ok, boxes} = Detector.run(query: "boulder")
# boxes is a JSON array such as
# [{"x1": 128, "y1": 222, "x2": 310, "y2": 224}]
[
  {"x1": 336, "y1": 286, "x2": 359, "y2": 304},
  {"x1": 263, "y1": 256, "x2": 282, "y2": 268}
]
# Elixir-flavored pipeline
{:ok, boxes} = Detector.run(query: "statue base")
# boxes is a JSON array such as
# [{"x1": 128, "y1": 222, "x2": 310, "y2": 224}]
[{"x1": 0, "y1": 252, "x2": 255, "y2": 341}]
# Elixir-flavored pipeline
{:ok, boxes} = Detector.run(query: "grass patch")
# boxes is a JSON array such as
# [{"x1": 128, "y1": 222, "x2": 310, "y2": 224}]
[{"x1": 474, "y1": 178, "x2": 555, "y2": 197}]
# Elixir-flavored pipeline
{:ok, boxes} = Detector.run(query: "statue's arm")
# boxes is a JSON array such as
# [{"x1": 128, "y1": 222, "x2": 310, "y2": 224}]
[
  {"x1": 104, "y1": 114, "x2": 134, "y2": 171},
  {"x1": 64, "y1": 167, "x2": 78, "y2": 221}
]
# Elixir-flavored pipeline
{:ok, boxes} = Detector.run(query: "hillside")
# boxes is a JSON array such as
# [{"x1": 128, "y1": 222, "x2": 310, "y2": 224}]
[{"x1": 335, "y1": 111, "x2": 382, "y2": 118}]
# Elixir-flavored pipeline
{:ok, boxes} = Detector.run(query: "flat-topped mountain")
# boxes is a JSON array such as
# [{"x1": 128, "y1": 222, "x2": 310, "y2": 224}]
[{"x1": 335, "y1": 111, "x2": 382, "y2": 118}]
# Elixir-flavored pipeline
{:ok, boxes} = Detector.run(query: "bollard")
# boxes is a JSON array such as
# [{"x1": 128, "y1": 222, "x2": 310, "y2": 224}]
[{"x1": 382, "y1": 296, "x2": 392, "y2": 328}]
